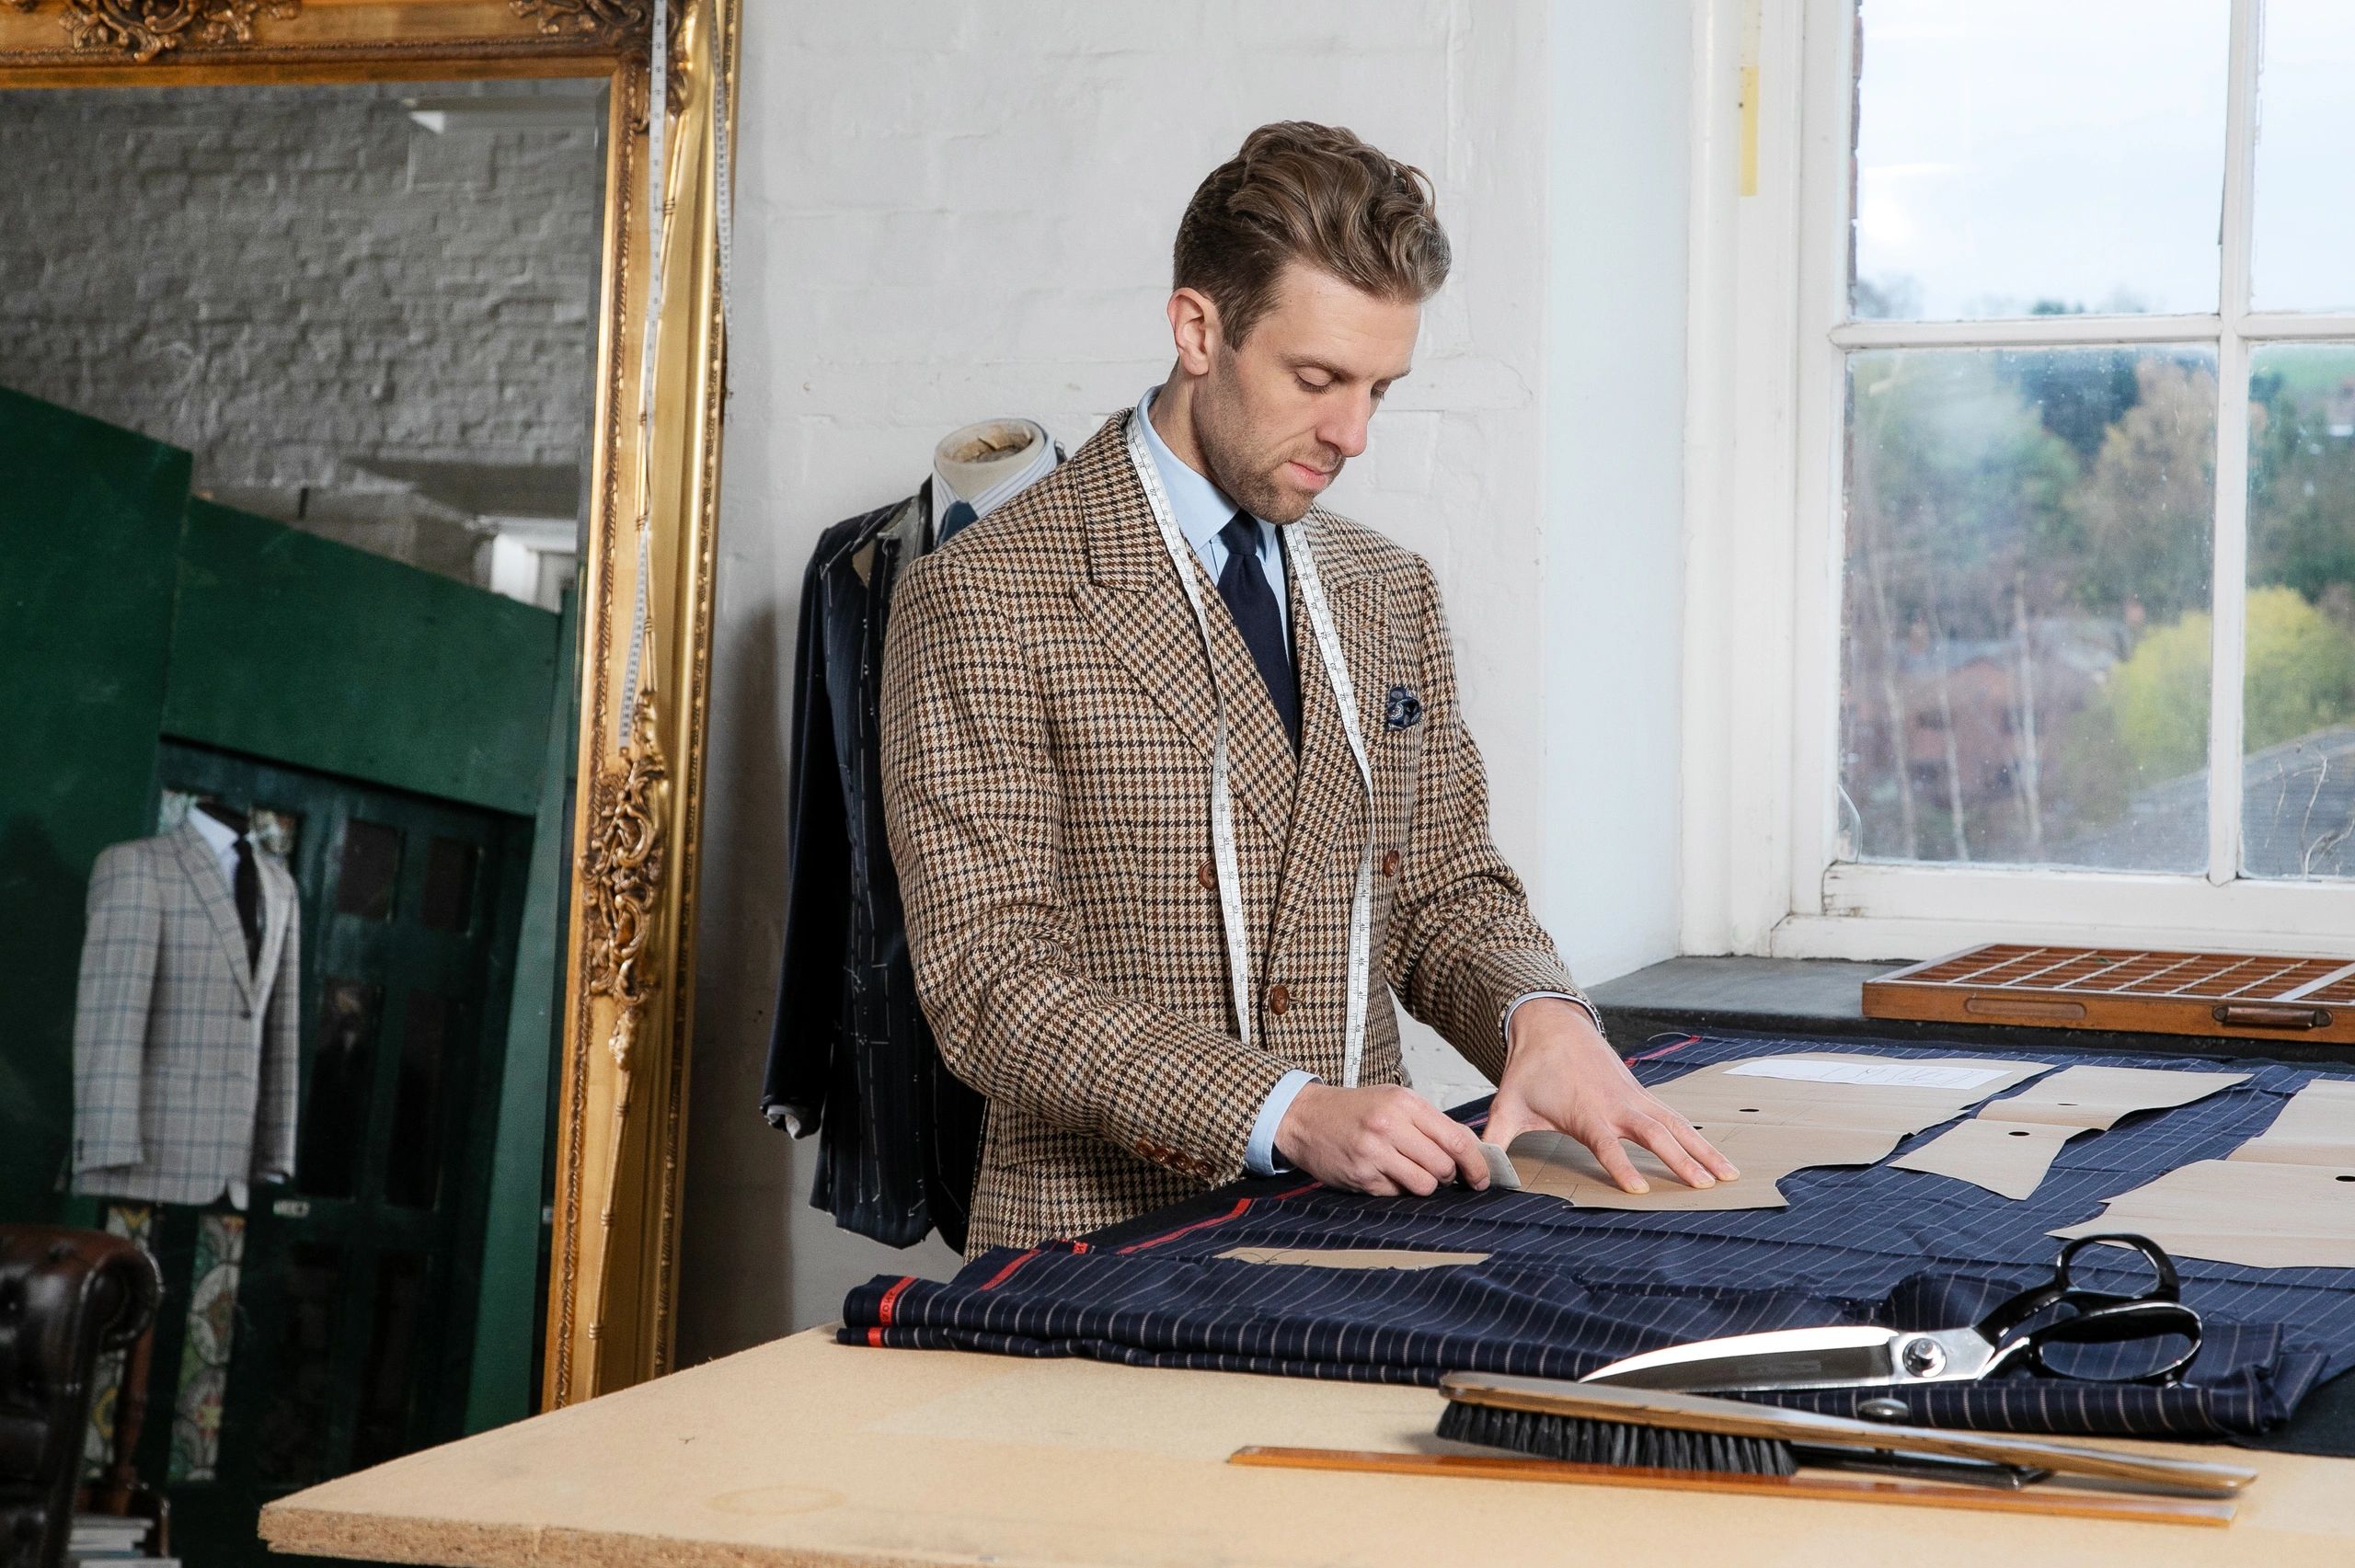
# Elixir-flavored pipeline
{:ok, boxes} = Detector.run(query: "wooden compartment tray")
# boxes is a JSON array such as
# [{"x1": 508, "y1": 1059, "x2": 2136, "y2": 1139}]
[{"x1": 1864, "y1": 943, "x2": 2355, "y2": 1045}]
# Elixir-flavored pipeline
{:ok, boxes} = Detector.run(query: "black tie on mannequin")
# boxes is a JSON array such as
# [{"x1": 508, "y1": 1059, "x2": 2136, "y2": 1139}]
[
  {"x1": 232, "y1": 835, "x2": 261, "y2": 974},
  {"x1": 1215, "y1": 511, "x2": 1299, "y2": 751}
]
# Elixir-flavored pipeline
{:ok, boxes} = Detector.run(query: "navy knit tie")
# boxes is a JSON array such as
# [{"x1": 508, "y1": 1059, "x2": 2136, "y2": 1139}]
[{"x1": 1215, "y1": 512, "x2": 1299, "y2": 750}]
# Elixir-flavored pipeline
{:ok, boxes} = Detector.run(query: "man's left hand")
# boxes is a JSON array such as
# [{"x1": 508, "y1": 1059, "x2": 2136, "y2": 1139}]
[{"x1": 1483, "y1": 998, "x2": 1740, "y2": 1194}]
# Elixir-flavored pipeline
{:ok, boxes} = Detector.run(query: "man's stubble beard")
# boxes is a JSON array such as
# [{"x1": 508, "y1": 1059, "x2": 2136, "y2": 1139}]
[{"x1": 1194, "y1": 354, "x2": 1334, "y2": 526}]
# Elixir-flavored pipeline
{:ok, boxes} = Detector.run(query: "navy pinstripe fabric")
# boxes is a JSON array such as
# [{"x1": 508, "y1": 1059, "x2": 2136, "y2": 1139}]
[{"x1": 844, "y1": 1033, "x2": 2355, "y2": 1438}]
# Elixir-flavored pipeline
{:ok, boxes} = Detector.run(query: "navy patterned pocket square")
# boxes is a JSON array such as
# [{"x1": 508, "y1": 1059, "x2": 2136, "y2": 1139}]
[{"x1": 1384, "y1": 684, "x2": 1423, "y2": 731}]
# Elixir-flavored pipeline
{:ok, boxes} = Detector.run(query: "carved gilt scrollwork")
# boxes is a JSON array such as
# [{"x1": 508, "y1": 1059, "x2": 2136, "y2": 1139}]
[
  {"x1": 580, "y1": 680, "x2": 668, "y2": 1232},
  {"x1": 509, "y1": 0, "x2": 647, "y2": 41},
  {"x1": 9, "y1": 0, "x2": 301, "y2": 62}
]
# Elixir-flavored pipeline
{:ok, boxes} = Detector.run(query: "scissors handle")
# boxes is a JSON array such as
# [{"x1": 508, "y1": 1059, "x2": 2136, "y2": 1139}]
[
  {"x1": 1976, "y1": 1234, "x2": 2201, "y2": 1385},
  {"x1": 1977, "y1": 1232, "x2": 2180, "y2": 1343},
  {"x1": 2005, "y1": 1299, "x2": 2204, "y2": 1384}
]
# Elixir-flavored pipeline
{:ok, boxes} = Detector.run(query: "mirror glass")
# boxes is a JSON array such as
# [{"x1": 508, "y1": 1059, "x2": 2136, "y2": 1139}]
[{"x1": 0, "y1": 76, "x2": 606, "y2": 1564}]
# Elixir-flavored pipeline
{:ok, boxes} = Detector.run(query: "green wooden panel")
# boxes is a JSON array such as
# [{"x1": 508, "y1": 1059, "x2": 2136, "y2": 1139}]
[
  {"x1": 467, "y1": 589, "x2": 578, "y2": 1431},
  {"x1": 0, "y1": 385, "x2": 189, "y2": 1223},
  {"x1": 164, "y1": 501, "x2": 561, "y2": 817},
  {"x1": 149, "y1": 742, "x2": 529, "y2": 1568}
]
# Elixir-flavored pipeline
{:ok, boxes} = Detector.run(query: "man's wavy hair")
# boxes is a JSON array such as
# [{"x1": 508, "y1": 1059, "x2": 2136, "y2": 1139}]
[{"x1": 1173, "y1": 120, "x2": 1450, "y2": 347}]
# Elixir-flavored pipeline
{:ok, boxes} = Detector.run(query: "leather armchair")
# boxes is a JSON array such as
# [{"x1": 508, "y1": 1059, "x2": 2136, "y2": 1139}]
[{"x1": 0, "y1": 1227, "x2": 162, "y2": 1568}]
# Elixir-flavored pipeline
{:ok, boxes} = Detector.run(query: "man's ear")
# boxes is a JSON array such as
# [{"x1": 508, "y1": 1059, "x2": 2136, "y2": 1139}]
[{"x1": 1167, "y1": 286, "x2": 1222, "y2": 378}]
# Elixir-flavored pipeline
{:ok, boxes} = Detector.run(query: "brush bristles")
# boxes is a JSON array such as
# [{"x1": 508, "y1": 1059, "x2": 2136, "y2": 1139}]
[{"x1": 1438, "y1": 1399, "x2": 1800, "y2": 1477}]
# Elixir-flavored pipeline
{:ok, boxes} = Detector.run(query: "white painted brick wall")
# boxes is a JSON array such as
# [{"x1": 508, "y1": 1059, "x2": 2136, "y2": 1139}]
[
  {"x1": 0, "y1": 85, "x2": 602, "y2": 498},
  {"x1": 686, "y1": 0, "x2": 1563, "y2": 1356}
]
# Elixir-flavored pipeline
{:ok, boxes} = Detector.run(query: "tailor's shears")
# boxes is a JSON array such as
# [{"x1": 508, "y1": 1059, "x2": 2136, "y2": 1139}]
[{"x1": 1580, "y1": 1233, "x2": 2203, "y2": 1393}]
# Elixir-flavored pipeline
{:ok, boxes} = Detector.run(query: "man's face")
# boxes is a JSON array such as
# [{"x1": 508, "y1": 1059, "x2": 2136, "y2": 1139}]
[{"x1": 1191, "y1": 261, "x2": 1419, "y2": 525}]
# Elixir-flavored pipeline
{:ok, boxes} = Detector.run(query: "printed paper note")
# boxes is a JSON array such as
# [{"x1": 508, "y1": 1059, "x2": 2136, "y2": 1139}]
[{"x1": 1727, "y1": 1059, "x2": 2016, "y2": 1091}]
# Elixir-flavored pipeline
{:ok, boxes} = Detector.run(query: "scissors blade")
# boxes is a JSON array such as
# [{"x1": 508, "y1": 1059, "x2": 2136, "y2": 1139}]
[{"x1": 1580, "y1": 1325, "x2": 1907, "y2": 1392}]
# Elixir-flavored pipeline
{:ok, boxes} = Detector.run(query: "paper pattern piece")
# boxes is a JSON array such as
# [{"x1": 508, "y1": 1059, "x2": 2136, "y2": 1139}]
[
  {"x1": 2054, "y1": 1080, "x2": 2355, "y2": 1269},
  {"x1": 1505, "y1": 1053, "x2": 2052, "y2": 1212},
  {"x1": 1215, "y1": 1247, "x2": 1489, "y2": 1270},
  {"x1": 2227, "y1": 1078, "x2": 2355, "y2": 1166},
  {"x1": 1726, "y1": 1059, "x2": 2015, "y2": 1091},
  {"x1": 1892, "y1": 1066, "x2": 2251, "y2": 1200}
]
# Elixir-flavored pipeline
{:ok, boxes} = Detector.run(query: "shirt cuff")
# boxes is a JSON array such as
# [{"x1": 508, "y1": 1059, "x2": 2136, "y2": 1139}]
[
  {"x1": 1245, "y1": 1070, "x2": 1319, "y2": 1176},
  {"x1": 1503, "y1": 990, "x2": 1607, "y2": 1057}
]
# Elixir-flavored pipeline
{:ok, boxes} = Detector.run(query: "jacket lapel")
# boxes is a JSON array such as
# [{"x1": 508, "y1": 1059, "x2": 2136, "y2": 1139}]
[
  {"x1": 1075, "y1": 412, "x2": 1294, "y2": 847},
  {"x1": 172, "y1": 819, "x2": 256, "y2": 1003},
  {"x1": 1266, "y1": 510, "x2": 1390, "y2": 969}
]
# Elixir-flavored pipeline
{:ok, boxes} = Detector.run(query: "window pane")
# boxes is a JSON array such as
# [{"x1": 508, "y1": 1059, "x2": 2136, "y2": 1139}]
[
  {"x1": 385, "y1": 991, "x2": 453, "y2": 1210},
  {"x1": 335, "y1": 818, "x2": 402, "y2": 920},
  {"x1": 1852, "y1": 0, "x2": 2228, "y2": 321},
  {"x1": 298, "y1": 979, "x2": 380, "y2": 1199},
  {"x1": 2251, "y1": 0, "x2": 2355, "y2": 312},
  {"x1": 350, "y1": 1252, "x2": 427, "y2": 1471},
  {"x1": 419, "y1": 835, "x2": 478, "y2": 933},
  {"x1": 1840, "y1": 348, "x2": 2217, "y2": 869},
  {"x1": 254, "y1": 1242, "x2": 342, "y2": 1486},
  {"x1": 2243, "y1": 344, "x2": 2355, "y2": 876}
]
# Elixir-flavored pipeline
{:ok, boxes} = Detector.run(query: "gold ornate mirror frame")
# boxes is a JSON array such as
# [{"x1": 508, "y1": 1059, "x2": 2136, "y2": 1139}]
[{"x1": 0, "y1": 0, "x2": 738, "y2": 1406}]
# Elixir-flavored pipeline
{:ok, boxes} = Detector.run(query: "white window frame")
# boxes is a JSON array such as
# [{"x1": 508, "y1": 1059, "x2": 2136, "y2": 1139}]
[{"x1": 1681, "y1": 0, "x2": 2355, "y2": 963}]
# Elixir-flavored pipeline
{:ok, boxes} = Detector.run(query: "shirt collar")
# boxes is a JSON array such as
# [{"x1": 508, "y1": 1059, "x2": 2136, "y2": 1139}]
[
  {"x1": 187, "y1": 807, "x2": 240, "y2": 859},
  {"x1": 1135, "y1": 385, "x2": 1265, "y2": 559}
]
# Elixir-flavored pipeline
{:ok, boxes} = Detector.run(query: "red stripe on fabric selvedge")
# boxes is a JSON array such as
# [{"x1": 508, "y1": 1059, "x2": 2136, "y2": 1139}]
[
  {"x1": 875, "y1": 1274, "x2": 917, "y2": 1325},
  {"x1": 978, "y1": 1248, "x2": 1041, "y2": 1289},
  {"x1": 1114, "y1": 1180, "x2": 1322, "y2": 1255},
  {"x1": 1628, "y1": 1033, "x2": 1702, "y2": 1062}
]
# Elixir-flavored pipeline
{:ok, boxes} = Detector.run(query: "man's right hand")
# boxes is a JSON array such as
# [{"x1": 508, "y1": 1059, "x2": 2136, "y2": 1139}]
[{"x1": 1274, "y1": 1082, "x2": 1490, "y2": 1196}]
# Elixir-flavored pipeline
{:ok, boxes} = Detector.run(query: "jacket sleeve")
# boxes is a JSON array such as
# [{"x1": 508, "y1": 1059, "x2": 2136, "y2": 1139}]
[
  {"x1": 254, "y1": 881, "x2": 301, "y2": 1182},
  {"x1": 879, "y1": 553, "x2": 1290, "y2": 1185},
  {"x1": 762, "y1": 537, "x2": 849, "y2": 1135},
  {"x1": 1383, "y1": 557, "x2": 1584, "y2": 1084},
  {"x1": 72, "y1": 844, "x2": 160, "y2": 1173}
]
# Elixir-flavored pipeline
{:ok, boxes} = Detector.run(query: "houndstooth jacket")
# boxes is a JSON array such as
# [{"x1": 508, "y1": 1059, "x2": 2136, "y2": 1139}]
[
  {"x1": 71, "y1": 819, "x2": 301, "y2": 1207},
  {"x1": 879, "y1": 411, "x2": 1583, "y2": 1255}
]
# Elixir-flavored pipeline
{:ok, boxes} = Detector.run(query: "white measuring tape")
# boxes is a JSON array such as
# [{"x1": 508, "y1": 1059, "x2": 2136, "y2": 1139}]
[
  {"x1": 618, "y1": 0, "x2": 670, "y2": 749},
  {"x1": 1121, "y1": 415, "x2": 1379, "y2": 1086}
]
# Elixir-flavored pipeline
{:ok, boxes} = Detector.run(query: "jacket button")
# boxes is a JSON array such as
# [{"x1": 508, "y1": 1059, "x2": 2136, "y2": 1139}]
[
  {"x1": 1381, "y1": 848, "x2": 1402, "y2": 877},
  {"x1": 1196, "y1": 859, "x2": 1216, "y2": 891},
  {"x1": 1267, "y1": 983, "x2": 1291, "y2": 1015}
]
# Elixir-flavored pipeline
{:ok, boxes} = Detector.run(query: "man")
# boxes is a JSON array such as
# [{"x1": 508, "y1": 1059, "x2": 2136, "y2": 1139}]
[{"x1": 881, "y1": 120, "x2": 1736, "y2": 1257}]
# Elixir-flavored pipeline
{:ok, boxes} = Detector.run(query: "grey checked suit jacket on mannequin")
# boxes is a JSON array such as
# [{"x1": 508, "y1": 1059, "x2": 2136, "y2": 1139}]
[{"x1": 71, "y1": 818, "x2": 301, "y2": 1206}]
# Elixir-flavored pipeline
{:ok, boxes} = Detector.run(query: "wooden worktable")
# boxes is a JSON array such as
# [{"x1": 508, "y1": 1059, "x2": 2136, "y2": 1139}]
[{"x1": 262, "y1": 1327, "x2": 2355, "y2": 1567}]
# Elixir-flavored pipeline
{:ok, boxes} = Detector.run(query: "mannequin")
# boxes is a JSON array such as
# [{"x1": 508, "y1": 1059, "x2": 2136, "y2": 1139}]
[
  {"x1": 765, "y1": 414, "x2": 1068, "y2": 1250},
  {"x1": 929, "y1": 418, "x2": 1058, "y2": 546},
  {"x1": 70, "y1": 795, "x2": 301, "y2": 1207}
]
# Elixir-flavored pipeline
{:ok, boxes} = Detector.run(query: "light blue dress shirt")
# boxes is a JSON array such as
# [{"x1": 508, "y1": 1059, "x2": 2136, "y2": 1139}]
[
  {"x1": 1133, "y1": 387, "x2": 1598, "y2": 1178},
  {"x1": 1135, "y1": 386, "x2": 1288, "y2": 636}
]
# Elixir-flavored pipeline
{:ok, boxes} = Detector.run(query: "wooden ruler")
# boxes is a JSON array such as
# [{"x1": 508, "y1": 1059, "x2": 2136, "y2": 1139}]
[{"x1": 1229, "y1": 1446, "x2": 2237, "y2": 1527}]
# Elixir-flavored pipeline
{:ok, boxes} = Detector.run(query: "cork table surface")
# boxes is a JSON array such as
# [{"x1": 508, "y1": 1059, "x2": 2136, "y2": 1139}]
[{"x1": 261, "y1": 1326, "x2": 2355, "y2": 1568}]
